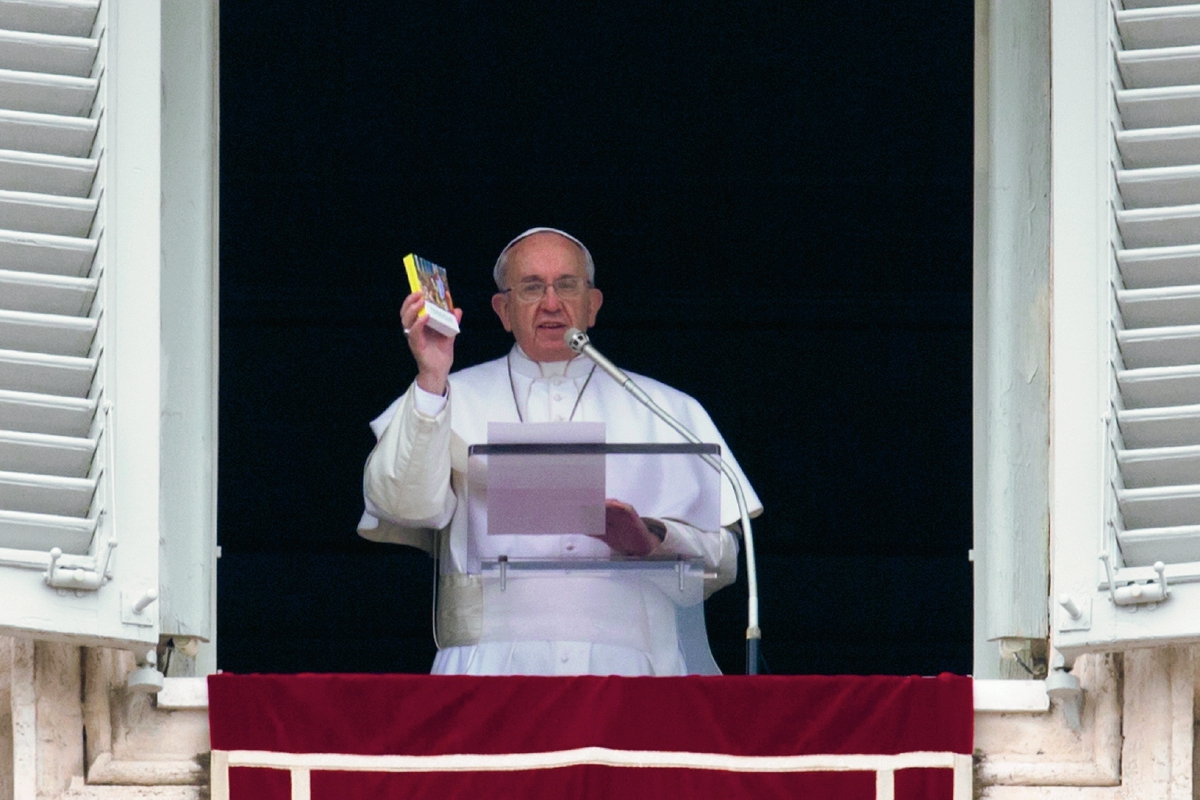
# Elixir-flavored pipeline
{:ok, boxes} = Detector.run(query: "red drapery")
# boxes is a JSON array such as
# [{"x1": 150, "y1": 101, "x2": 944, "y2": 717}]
[{"x1": 208, "y1": 673, "x2": 972, "y2": 800}]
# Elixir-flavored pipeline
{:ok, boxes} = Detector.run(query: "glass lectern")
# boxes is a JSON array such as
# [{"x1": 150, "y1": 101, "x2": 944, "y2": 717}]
[{"x1": 463, "y1": 441, "x2": 724, "y2": 674}]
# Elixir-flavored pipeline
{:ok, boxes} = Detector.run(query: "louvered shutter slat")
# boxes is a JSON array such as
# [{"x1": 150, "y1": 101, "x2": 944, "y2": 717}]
[
  {"x1": 0, "y1": 188, "x2": 94, "y2": 235},
  {"x1": 1118, "y1": 205, "x2": 1200, "y2": 248},
  {"x1": 0, "y1": 269, "x2": 96, "y2": 315},
  {"x1": 1118, "y1": 5, "x2": 1200, "y2": 50},
  {"x1": 0, "y1": 230, "x2": 94, "y2": 277},
  {"x1": 0, "y1": 430, "x2": 94, "y2": 476},
  {"x1": 1119, "y1": 46, "x2": 1200, "y2": 89},
  {"x1": 1118, "y1": 444, "x2": 1200, "y2": 487},
  {"x1": 1118, "y1": 86, "x2": 1200, "y2": 129},
  {"x1": 1118, "y1": 165, "x2": 1200, "y2": 207},
  {"x1": 1117, "y1": 484, "x2": 1200, "y2": 529},
  {"x1": 0, "y1": 68, "x2": 94, "y2": 116},
  {"x1": 0, "y1": 508, "x2": 94, "y2": 553},
  {"x1": 0, "y1": 150, "x2": 97, "y2": 196},
  {"x1": 0, "y1": 0, "x2": 98, "y2": 39},
  {"x1": 1120, "y1": 403, "x2": 1200, "y2": 447},
  {"x1": 1124, "y1": 0, "x2": 1200, "y2": 10},
  {"x1": 0, "y1": 348, "x2": 95, "y2": 396},
  {"x1": 1119, "y1": 364, "x2": 1200, "y2": 410},
  {"x1": 1118, "y1": 284, "x2": 1200, "y2": 326},
  {"x1": 0, "y1": 469, "x2": 92, "y2": 516},
  {"x1": 0, "y1": 30, "x2": 95, "y2": 77},
  {"x1": 1119, "y1": 245, "x2": 1200, "y2": 287},
  {"x1": 1118, "y1": 324, "x2": 1200, "y2": 367},
  {"x1": 0, "y1": 109, "x2": 94, "y2": 156},
  {"x1": 1119, "y1": 126, "x2": 1200, "y2": 169},
  {"x1": 1118, "y1": 526, "x2": 1200, "y2": 566},
  {"x1": 0, "y1": 389, "x2": 92, "y2": 436},
  {"x1": 0, "y1": 309, "x2": 94, "y2": 356}
]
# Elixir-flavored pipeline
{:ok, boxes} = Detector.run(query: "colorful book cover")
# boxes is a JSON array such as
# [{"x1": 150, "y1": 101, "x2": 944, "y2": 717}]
[{"x1": 403, "y1": 253, "x2": 459, "y2": 336}]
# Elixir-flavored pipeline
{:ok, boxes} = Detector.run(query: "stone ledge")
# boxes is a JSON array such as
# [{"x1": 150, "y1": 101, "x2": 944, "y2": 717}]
[
  {"x1": 975, "y1": 654, "x2": 1121, "y2": 788},
  {"x1": 975, "y1": 680, "x2": 1050, "y2": 713},
  {"x1": 86, "y1": 753, "x2": 206, "y2": 787},
  {"x1": 61, "y1": 776, "x2": 206, "y2": 799},
  {"x1": 157, "y1": 678, "x2": 208, "y2": 711}
]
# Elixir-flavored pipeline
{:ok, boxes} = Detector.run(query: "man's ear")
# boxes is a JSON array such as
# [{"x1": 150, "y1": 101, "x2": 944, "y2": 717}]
[
  {"x1": 585, "y1": 287, "x2": 603, "y2": 328},
  {"x1": 491, "y1": 293, "x2": 513, "y2": 332}
]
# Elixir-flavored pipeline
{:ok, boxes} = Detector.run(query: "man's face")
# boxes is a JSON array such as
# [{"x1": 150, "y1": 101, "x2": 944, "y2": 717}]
[{"x1": 491, "y1": 232, "x2": 603, "y2": 362}]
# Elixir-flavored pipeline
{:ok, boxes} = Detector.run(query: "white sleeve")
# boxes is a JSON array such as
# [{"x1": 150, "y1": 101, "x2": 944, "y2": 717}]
[
  {"x1": 652, "y1": 519, "x2": 739, "y2": 599},
  {"x1": 362, "y1": 383, "x2": 456, "y2": 530},
  {"x1": 412, "y1": 383, "x2": 448, "y2": 416}
]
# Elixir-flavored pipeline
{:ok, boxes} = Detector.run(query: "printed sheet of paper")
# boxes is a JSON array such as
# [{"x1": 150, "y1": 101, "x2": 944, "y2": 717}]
[{"x1": 486, "y1": 422, "x2": 605, "y2": 536}]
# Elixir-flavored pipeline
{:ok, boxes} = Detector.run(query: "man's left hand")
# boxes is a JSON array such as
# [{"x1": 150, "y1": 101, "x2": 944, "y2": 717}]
[{"x1": 601, "y1": 499, "x2": 666, "y2": 557}]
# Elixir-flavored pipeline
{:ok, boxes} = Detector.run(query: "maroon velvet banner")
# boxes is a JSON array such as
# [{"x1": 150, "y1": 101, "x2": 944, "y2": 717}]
[{"x1": 208, "y1": 673, "x2": 972, "y2": 800}]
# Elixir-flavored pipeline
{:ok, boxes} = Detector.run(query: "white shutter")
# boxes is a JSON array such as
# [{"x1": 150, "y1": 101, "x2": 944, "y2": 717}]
[
  {"x1": 1052, "y1": 0, "x2": 1200, "y2": 658},
  {"x1": 0, "y1": 0, "x2": 163, "y2": 649}
]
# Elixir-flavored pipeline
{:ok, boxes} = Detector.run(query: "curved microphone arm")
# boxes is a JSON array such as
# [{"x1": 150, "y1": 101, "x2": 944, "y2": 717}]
[{"x1": 566, "y1": 328, "x2": 762, "y2": 674}]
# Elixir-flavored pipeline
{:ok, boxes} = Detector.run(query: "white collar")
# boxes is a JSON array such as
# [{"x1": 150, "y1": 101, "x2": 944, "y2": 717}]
[{"x1": 509, "y1": 344, "x2": 594, "y2": 380}]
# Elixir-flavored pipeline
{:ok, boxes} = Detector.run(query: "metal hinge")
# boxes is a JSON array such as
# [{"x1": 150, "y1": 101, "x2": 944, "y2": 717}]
[
  {"x1": 1100, "y1": 552, "x2": 1169, "y2": 606},
  {"x1": 44, "y1": 536, "x2": 116, "y2": 592}
]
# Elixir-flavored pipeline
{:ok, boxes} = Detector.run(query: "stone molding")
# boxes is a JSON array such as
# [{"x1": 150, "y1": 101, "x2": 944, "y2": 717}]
[
  {"x1": 976, "y1": 653, "x2": 1121, "y2": 787},
  {"x1": 82, "y1": 649, "x2": 209, "y2": 789},
  {"x1": 977, "y1": 647, "x2": 1196, "y2": 800}
]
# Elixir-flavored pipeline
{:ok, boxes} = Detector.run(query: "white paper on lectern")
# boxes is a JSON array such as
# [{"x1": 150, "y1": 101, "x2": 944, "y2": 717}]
[{"x1": 485, "y1": 422, "x2": 605, "y2": 536}]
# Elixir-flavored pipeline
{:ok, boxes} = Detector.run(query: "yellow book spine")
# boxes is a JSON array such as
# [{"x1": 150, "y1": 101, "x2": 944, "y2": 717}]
[{"x1": 402, "y1": 253, "x2": 426, "y2": 318}]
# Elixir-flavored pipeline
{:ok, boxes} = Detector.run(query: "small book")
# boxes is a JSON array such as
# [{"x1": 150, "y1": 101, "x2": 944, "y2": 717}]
[{"x1": 403, "y1": 253, "x2": 460, "y2": 336}]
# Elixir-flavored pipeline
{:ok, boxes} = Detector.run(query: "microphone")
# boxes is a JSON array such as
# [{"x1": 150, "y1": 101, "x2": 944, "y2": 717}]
[
  {"x1": 566, "y1": 327, "x2": 641, "y2": 396},
  {"x1": 564, "y1": 327, "x2": 764, "y2": 674}
]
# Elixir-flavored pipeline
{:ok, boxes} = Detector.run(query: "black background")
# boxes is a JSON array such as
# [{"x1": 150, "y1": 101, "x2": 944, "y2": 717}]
[{"x1": 217, "y1": 3, "x2": 974, "y2": 676}]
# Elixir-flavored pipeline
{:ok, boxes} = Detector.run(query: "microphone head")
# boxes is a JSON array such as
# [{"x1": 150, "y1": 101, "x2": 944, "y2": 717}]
[{"x1": 565, "y1": 327, "x2": 589, "y2": 353}]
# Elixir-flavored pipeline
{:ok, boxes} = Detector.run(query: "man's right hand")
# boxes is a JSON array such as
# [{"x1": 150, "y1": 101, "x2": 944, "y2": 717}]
[{"x1": 401, "y1": 292, "x2": 463, "y2": 396}]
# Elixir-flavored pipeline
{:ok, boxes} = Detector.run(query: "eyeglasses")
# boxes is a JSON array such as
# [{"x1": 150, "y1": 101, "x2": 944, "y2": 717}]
[{"x1": 504, "y1": 277, "x2": 590, "y2": 304}]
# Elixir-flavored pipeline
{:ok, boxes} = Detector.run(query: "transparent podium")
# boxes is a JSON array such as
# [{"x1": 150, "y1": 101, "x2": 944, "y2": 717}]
[{"x1": 465, "y1": 441, "x2": 724, "y2": 675}]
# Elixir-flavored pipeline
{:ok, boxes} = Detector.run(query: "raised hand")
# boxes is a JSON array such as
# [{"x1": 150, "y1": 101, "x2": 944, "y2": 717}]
[{"x1": 400, "y1": 292, "x2": 464, "y2": 395}]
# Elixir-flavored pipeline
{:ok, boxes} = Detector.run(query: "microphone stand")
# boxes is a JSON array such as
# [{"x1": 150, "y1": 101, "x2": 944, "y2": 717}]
[{"x1": 566, "y1": 328, "x2": 762, "y2": 674}]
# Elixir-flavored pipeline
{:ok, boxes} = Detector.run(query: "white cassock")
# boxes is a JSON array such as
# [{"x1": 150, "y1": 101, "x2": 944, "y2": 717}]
[{"x1": 359, "y1": 345, "x2": 762, "y2": 676}]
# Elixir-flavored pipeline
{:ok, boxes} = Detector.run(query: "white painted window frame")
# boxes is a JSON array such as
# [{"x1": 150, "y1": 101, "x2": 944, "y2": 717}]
[{"x1": 1046, "y1": 0, "x2": 1112, "y2": 661}]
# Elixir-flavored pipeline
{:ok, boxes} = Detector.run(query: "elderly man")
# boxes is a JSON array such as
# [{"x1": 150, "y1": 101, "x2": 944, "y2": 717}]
[{"x1": 359, "y1": 227, "x2": 761, "y2": 676}]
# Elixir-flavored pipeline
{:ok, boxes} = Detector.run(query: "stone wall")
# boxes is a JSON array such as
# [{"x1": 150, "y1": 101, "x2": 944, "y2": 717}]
[
  {"x1": 977, "y1": 648, "x2": 1197, "y2": 800},
  {"x1": 3, "y1": 637, "x2": 207, "y2": 799}
]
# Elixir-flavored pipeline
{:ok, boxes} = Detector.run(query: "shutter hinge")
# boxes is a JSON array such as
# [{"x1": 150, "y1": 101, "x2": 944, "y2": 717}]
[
  {"x1": 1100, "y1": 553, "x2": 1169, "y2": 607},
  {"x1": 44, "y1": 537, "x2": 116, "y2": 592}
]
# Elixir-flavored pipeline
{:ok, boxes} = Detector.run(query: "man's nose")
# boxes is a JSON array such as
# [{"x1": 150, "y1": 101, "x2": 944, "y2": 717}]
[{"x1": 540, "y1": 285, "x2": 563, "y2": 310}]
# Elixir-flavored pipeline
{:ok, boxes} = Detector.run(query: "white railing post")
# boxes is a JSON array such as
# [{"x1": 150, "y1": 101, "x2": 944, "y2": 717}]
[
  {"x1": 209, "y1": 750, "x2": 229, "y2": 800},
  {"x1": 953, "y1": 753, "x2": 974, "y2": 800},
  {"x1": 290, "y1": 768, "x2": 311, "y2": 800},
  {"x1": 875, "y1": 767, "x2": 895, "y2": 800}
]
